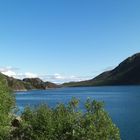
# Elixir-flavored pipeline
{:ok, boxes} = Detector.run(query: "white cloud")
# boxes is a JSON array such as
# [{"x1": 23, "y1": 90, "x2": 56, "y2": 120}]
[
  {"x1": 0, "y1": 66, "x2": 38, "y2": 79},
  {"x1": 41, "y1": 74, "x2": 91, "y2": 83},
  {"x1": 2, "y1": 70, "x2": 17, "y2": 77},
  {"x1": 0, "y1": 66, "x2": 92, "y2": 83},
  {"x1": 0, "y1": 66, "x2": 18, "y2": 78},
  {"x1": 24, "y1": 72, "x2": 38, "y2": 78}
]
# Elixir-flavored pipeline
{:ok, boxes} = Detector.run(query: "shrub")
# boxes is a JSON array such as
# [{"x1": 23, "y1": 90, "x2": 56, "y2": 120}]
[
  {"x1": 0, "y1": 75, "x2": 15, "y2": 139},
  {"x1": 11, "y1": 98, "x2": 120, "y2": 140}
]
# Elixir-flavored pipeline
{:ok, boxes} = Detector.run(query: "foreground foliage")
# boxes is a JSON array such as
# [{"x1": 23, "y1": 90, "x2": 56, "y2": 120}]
[
  {"x1": 11, "y1": 98, "x2": 120, "y2": 140},
  {"x1": 0, "y1": 75, "x2": 15, "y2": 139}
]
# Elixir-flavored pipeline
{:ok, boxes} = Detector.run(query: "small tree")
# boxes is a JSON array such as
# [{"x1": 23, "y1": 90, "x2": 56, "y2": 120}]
[{"x1": 0, "y1": 75, "x2": 15, "y2": 139}]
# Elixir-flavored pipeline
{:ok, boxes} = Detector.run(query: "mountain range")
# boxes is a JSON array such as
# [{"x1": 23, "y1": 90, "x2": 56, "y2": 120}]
[{"x1": 1, "y1": 52, "x2": 140, "y2": 91}]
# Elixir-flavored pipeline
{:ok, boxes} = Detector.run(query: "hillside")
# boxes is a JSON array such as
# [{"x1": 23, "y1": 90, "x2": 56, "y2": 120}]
[
  {"x1": 0, "y1": 73, "x2": 60, "y2": 91},
  {"x1": 63, "y1": 53, "x2": 140, "y2": 87}
]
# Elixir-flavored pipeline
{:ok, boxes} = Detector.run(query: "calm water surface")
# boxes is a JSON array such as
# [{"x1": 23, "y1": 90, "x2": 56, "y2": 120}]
[{"x1": 16, "y1": 86, "x2": 140, "y2": 140}]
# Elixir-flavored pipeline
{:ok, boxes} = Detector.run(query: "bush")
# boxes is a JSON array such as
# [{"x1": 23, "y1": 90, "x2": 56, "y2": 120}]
[
  {"x1": 11, "y1": 98, "x2": 120, "y2": 140},
  {"x1": 0, "y1": 75, "x2": 15, "y2": 139}
]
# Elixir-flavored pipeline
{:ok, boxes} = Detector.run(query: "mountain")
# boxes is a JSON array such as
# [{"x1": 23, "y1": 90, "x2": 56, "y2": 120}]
[
  {"x1": 63, "y1": 53, "x2": 140, "y2": 87},
  {"x1": 0, "y1": 73, "x2": 60, "y2": 91},
  {"x1": 45, "y1": 81, "x2": 61, "y2": 89},
  {"x1": 23, "y1": 78, "x2": 61, "y2": 89},
  {"x1": 23, "y1": 78, "x2": 47, "y2": 90},
  {"x1": 0, "y1": 74, "x2": 27, "y2": 91},
  {"x1": 1, "y1": 52, "x2": 140, "y2": 90}
]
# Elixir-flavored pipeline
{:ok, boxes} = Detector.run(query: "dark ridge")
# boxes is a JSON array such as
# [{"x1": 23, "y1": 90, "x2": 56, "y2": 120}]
[{"x1": 63, "y1": 53, "x2": 140, "y2": 87}]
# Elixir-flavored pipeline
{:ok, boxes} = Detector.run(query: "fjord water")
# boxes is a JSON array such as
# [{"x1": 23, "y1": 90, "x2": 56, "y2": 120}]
[{"x1": 16, "y1": 86, "x2": 140, "y2": 140}]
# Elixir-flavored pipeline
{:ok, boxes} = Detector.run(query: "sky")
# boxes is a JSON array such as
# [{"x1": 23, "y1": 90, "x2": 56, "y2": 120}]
[{"x1": 0, "y1": 0, "x2": 140, "y2": 83}]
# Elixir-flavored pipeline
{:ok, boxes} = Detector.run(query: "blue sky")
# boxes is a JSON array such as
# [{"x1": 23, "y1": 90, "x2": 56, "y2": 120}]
[{"x1": 0, "y1": 0, "x2": 140, "y2": 83}]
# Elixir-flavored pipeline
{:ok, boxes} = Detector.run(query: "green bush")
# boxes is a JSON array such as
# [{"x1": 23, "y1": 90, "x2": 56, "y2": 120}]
[
  {"x1": 0, "y1": 75, "x2": 15, "y2": 139},
  {"x1": 11, "y1": 98, "x2": 120, "y2": 140}
]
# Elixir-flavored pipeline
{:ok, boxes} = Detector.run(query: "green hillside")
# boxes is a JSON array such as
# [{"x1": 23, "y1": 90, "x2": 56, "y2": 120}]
[{"x1": 63, "y1": 53, "x2": 140, "y2": 87}]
